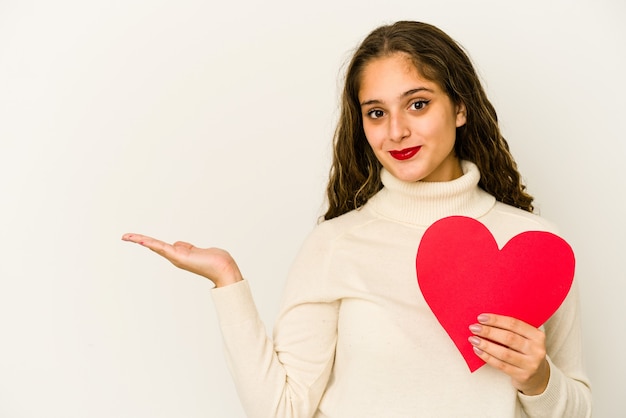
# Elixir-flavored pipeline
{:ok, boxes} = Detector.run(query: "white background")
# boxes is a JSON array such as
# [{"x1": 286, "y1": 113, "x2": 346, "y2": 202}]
[{"x1": 1, "y1": 0, "x2": 624, "y2": 416}]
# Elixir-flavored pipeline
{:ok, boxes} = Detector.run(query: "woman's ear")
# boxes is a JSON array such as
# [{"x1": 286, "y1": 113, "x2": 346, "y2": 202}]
[{"x1": 455, "y1": 102, "x2": 467, "y2": 128}]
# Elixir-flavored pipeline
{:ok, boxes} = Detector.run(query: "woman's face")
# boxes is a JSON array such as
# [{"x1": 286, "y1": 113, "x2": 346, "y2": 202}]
[{"x1": 358, "y1": 52, "x2": 466, "y2": 183}]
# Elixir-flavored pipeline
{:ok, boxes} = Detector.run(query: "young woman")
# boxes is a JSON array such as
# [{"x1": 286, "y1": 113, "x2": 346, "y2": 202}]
[{"x1": 123, "y1": 21, "x2": 591, "y2": 417}]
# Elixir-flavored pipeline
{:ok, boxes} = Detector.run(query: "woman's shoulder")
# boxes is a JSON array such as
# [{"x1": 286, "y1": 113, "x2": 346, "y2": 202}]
[
  {"x1": 486, "y1": 201, "x2": 561, "y2": 234},
  {"x1": 307, "y1": 207, "x2": 378, "y2": 243},
  {"x1": 287, "y1": 209, "x2": 378, "y2": 281}
]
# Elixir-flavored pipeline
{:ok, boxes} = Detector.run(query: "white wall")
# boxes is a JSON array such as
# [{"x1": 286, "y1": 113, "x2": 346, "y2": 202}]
[{"x1": 1, "y1": 0, "x2": 623, "y2": 416}]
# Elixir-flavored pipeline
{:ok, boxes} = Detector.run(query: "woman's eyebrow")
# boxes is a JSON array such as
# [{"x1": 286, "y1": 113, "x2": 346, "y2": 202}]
[
  {"x1": 402, "y1": 87, "x2": 434, "y2": 97},
  {"x1": 360, "y1": 87, "x2": 434, "y2": 107}
]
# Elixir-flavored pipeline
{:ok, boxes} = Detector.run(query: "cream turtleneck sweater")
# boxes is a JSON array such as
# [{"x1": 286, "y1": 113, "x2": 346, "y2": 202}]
[{"x1": 211, "y1": 162, "x2": 591, "y2": 417}]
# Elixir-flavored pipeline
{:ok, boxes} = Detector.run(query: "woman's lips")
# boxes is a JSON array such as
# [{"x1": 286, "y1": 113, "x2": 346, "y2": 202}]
[{"x1": 389, "y1": 146, "x2": 421, "y2": 161}]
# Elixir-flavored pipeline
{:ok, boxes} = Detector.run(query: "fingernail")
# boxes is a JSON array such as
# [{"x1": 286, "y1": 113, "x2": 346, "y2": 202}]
[
  {"x1": 477, "y1": 314, "x2": 489, "y2": 323},
  {"x1": 473, "y1": 346, "x2": 484, "y2": 355},
  {"x1": 468, "y1": 336, "x2": 481, "y2": 346},
  {"x1": 469, "y1": 324, "x2": 482, "y2": 333}
]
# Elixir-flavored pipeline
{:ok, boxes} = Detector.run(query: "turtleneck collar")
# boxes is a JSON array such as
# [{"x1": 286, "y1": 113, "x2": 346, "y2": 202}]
[{"x1": 366, "y1": 161, "x2": 495, "y2": 226}]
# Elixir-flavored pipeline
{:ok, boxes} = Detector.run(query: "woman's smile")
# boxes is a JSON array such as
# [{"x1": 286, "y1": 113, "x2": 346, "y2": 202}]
[{"x1": 389, "y1": 146, "x2": 421, "y2": 161}]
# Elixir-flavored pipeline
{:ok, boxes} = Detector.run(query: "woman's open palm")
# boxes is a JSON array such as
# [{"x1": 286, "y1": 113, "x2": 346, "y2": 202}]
[{"x1": 121, "y1": 233, "x2": 243, "y2": 287}]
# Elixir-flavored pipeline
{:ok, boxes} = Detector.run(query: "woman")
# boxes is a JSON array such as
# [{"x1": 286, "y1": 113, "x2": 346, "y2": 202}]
[{"x1": 123, "y1": 21, "x2": 591, "y2": 417}]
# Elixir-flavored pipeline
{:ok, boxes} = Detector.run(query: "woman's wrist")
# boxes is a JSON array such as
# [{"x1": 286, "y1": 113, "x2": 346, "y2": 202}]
[{"x1": 212, "y1": 261, "x2": 244, "y2": 288}]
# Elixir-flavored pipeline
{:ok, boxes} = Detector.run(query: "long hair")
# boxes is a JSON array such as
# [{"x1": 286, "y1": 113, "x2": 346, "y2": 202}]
[{"x1": 323, "y1": 21, "x2": 533, "y2": 220}]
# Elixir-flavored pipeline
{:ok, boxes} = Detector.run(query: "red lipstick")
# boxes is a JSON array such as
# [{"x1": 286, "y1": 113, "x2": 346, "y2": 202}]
[{"x1": 389, "y1": 146, "x2": 421, "y2": 161}]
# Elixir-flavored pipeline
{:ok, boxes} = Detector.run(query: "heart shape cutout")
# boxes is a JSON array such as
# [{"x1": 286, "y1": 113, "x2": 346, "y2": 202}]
[{"x1": 416, "y1": 216, "x2": 575, "y2": 372}]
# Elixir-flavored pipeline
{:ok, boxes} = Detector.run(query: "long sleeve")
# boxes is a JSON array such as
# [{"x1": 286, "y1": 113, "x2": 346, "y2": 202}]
[
  {"x1": 207, "y1": 162, "x2": 593, "y2": 417},
  {"x1": 518, "y1": 279, "x2": 592, "y2": 417},
  {"x1": 210, "y1": 225, "x2": 340, "y2": 418}
]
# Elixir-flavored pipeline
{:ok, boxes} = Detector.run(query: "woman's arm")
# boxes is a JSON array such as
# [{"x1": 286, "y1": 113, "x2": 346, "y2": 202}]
[
  {"x1": 468, "y1": 280, "x2": 592, "y2": 417},
  {"x1": 122, "y1": 229, "x2": 339, "y2": 418}
]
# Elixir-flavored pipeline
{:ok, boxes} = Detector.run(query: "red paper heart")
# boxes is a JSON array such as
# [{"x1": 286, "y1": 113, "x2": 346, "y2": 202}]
[{"x1": 416, "y1": 216, "x2": 575, "y2": 372}]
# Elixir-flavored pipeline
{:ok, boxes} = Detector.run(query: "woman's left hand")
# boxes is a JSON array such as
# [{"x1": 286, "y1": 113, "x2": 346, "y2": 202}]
[{"x1": 468, "y1": 314, "x2": 550, "y2": 396}]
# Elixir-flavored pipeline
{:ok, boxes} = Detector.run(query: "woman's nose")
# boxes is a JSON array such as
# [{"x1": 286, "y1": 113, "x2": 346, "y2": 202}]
[{"x1": 388, "y1": 112, "x2": 410, "y2": 142}]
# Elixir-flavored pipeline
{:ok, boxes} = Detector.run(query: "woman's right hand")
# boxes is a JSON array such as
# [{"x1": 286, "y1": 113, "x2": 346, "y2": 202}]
[{"x1": 121, "y1": 233, "x2": 243, "y2": 288}]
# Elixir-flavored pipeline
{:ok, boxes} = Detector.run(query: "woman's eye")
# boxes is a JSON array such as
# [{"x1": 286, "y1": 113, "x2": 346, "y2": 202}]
[
  {"x1": 367, "y1": 109, "x2": 385, "y2": 119},
  {"x1": 411, "y1": 100, "x2": 430, "y2": 110}
]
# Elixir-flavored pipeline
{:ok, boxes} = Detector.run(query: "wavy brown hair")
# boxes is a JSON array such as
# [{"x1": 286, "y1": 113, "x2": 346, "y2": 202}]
[{"x1": 323, "y1": 21, "x2": 533, "y2": 220}]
